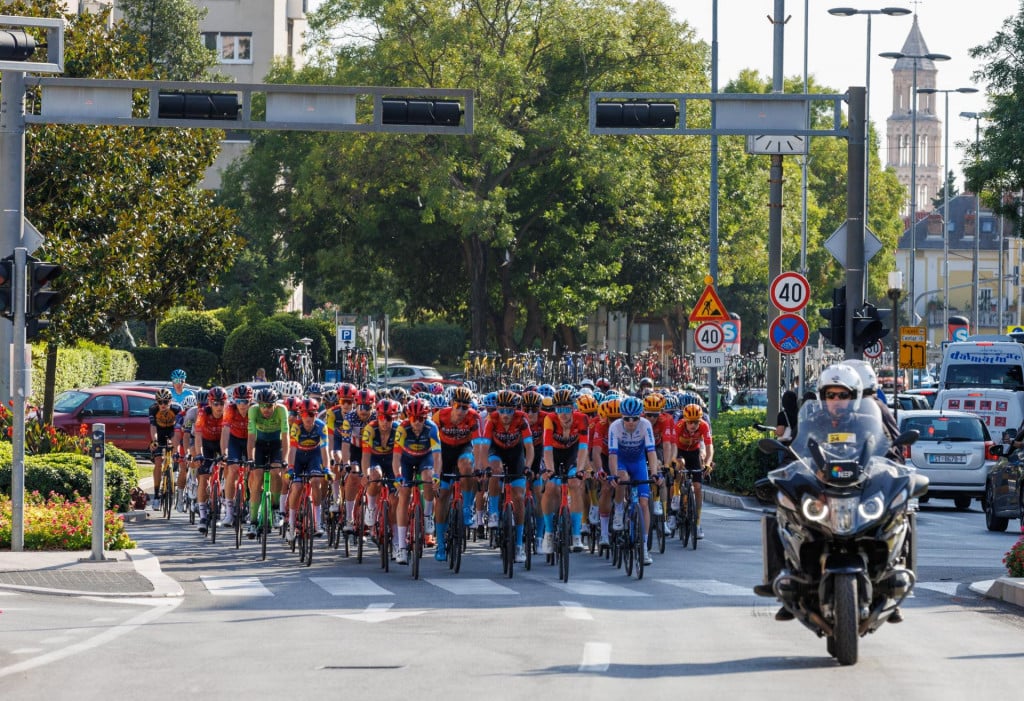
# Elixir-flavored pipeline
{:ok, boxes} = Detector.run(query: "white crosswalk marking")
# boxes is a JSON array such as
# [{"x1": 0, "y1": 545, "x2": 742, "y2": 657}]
[
  {"x1": 426, "y1": 578, "x2": 518, "y2": 595},
  {"x1": 201, "y1": 576, "x2": 273, "y2": 597},
  {"x1": 657, "y1": 578, "x2": 755, "y2": 597},
  {"x1": 915, "y1": 581, "x2": 961, "y2": 595},
  {"x1": 542, "y1": 579, "x2": 650, "y2": 597},
  {"x1": 579, "y1": 642, "x2": 611, "y2": 672},
  {"x1": 560, "y1": 601, "x2": 593, "y2": 620},
  {"x1": 311, "y1": 577, "x2": 395, "y2": 596}
]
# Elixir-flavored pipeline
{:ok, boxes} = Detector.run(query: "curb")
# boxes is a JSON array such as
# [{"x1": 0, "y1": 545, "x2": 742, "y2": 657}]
[{"x1": 0, "y1": 547, "x2": 183, "y2": 598}]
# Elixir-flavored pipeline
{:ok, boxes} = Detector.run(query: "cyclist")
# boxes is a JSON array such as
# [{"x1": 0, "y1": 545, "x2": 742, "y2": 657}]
[
  {"x1": 169, "y1": 368, "x2": 194, "y2": 405},
  {"x1": 362, "y1": 398, "x2": 401, "y2": 558},
  {"x1": 219, "y1": 384, "x2": 253, "y2": 527},
  {"x1": 340, "y1": 389, "x2": 378, "y2": 529},
  {"x1": 541, "y1": 388, "x2": 589, "y2": 553},
  {"x1": 148, "y1": 388, "x2": 181, "y2": 511},
  {"x1": 393, "y1": 398, "x2": 441, "y2": 563},
  {"x1": 286, "y1": 397, "x2": 329, "y2": 541},
  {"x1": 674, "y1": 403, "x2": 714, "y2": 540},
  {"x1": 172, "y1": 393, "x2": 198, "y2": 512},
  {"x1": 644, "y1": 393, "x2": 676, "y2": 533},
  {"x1": 245, "y1": 387, "x2": 290, "y2": 538},
  {"x1": 521, "y1": 390, "x2": 548, "y2": 551},
  {"x1": 575, "y1": 393, "x2": 601, "y2": 530},
  {"x1": 193, "y1": 387, "x2": 229, "y2": 535},
  {"x1": 590, "y1": 398, "x2": 620, "y2": 547},
  {"x1": 432, "y1": 386, "x2": 483, "y2": 561},
  {"x1": 481, "y1": 389, "x2": 534, "y2": 564},
  {"x1": 323, "y1": 385, "x2": 353, "y2": 512},
  {"x1": 608, "y1": 395, "x2": 658, "y2": 566}
]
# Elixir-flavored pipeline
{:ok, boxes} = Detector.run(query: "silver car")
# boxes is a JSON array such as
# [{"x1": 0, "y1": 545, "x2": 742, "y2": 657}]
[{"x1": 898, "y1": 409, "x2": 1003, "y2": 511}]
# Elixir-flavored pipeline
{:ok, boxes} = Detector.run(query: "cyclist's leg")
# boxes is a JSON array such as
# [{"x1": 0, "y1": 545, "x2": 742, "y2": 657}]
[
  {"x1": 196, "y1": 457, "x2": 214, "y2": 532},
  {"x1": 487, "y1": 452, "x2": 504, "y2": 528},
  {"x1": 151, "y1": 441, "x2": 164, "y2": 508},
  {"x1": 567, "y1": 468, "x2": 585, "y2": 549},
  {"x1": 540, "y1": 468, "x2": 558, "y2": 553}
]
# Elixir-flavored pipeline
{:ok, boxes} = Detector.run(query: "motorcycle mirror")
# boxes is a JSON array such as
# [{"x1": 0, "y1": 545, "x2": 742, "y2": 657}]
[
  {"x1": 892, "y1": 429, "x2": 919, "y2": 448},
  {"x1": 757, "y1": 437, "x2": 785, "y2": 454},
  {"x1": 753, "y1": 477, "x2": 776, "y2": 504},
  {"x1": 990, "y1": 444, "x2": 1004, "y2": 458}
]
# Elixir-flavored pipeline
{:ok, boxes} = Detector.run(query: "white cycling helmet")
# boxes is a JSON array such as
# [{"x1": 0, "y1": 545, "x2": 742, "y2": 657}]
[
  {"x1": 283, "y1": 381, "x2": 303, "y2": 398},
  {"x1": 841, "y1": 359, "x2": 878, "y2": 395},
  {"x1": 817, "y1": 364, "x2": 864, "y2": 411},
  {"x1": 272, "y1": 380, "x2": 287, "y2": 395}
]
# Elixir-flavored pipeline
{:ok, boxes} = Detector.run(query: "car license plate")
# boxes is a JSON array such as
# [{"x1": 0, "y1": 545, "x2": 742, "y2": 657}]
[{"x1": 927, "y1": 454, "x2": 967, "y2": 465}]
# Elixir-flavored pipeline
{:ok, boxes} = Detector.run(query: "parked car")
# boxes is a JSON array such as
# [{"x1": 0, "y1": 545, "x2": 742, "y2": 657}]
[
  {"x1": 101, "y1": 380, "x2": 202, "y2": 395},
  {"x1": 897, "y1": 409, "x2": 1003, "y2": 510},
  {"x1": 729, "y1": 388, "x2": 769, "y2": 410},
  {"x1": 887, "y1": 393, "x2": 931, "y2": 411},
  {"x1": 903, "y1": 388, "x2": 938, "y2": 408},
  {"x1": 984, "y1": 441, "x2": 1024, "y2": 532},
  {"x1": 381, "y1": 364, "x2": 454, "y2": 386},
  {"x1": 52, "y1": 387, "x2": 157, "y2": 453}
]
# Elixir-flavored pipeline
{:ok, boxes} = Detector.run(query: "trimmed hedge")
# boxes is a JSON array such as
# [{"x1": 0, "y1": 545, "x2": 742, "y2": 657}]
[
  {"x1": 0, "y1": 448, "x2": 138, "y2": 512},
  {"x1": 221, "y1": 319, "x2": 296, "y2": 383},
  {"x1": 709, "y1": 408, "x2": 769, "y2": 495},
  {"x1": 270, "y1": 313, "x2": 333, "y2": 370},
  {"x1": 391, "y1": 322, "x2": 466, "y2": 366},
  {"x1": 132, "y1": 346, "x2": 220, "y2": 386},
  {"x1": 29, "y1": 342, "x2": 137, "y2": 406},
  {"x1": 158, "y1": 310, "x2": 228, "y2": 357}
]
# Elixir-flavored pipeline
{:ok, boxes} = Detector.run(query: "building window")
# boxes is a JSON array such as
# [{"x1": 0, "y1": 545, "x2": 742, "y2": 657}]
[
  {"x1": 919, "y1": 135, "x2": 928, "y2": 165},
  {"x1": 203, "y1": 32, "x2": 252, "y2": 64},
  {"x1": 899, "y1": 134, "x2": 909, "y2": 166}
]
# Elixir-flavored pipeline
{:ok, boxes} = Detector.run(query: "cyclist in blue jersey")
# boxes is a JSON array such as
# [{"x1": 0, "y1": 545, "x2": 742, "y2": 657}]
[{"x1": 607, "y1": 396, "x2": 659, "y2": 566}]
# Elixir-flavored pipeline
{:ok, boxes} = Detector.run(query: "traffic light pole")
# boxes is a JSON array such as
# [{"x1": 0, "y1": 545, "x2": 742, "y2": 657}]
[{"x1": 845, "y1": 87, "x2": 866, "y2": 359}]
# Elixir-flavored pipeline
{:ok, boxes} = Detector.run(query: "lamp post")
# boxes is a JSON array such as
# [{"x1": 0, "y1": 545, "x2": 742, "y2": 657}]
[
  {"x1": 888, "y1": 270, "x2": 903, "y2": 422},
  {"x1": 916, "y1": 86, "x2": 978, "y2": 334},
  {"x1": 960, "y1": 110, "x2": 987, "y2": 334},
  {"x1": 880, "y1": 48, "x2": 951, "y2": 328},
  {"x1": 828, "y1": 7, "x2": 911, "y2": 260}
]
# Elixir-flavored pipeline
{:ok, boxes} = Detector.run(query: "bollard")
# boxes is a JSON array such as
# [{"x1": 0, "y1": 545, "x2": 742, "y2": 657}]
[{"x1": 87, "y1": 423, "x2": 111, "y2": 562}]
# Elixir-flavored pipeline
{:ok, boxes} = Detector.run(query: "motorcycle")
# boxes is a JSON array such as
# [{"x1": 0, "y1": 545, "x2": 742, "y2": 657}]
[{"x1": 754, "y1": 398, "x2": 928, "y2": 666}]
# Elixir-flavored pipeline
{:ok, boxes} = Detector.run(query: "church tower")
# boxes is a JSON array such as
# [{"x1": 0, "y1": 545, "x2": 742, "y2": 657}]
[{"x1": 885, "y1": 15, "x2": 943, "y2": 219}]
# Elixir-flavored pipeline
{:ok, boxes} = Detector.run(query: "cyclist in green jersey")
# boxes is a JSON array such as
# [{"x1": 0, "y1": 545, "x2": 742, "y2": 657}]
[{"x1": 246, "y1": 387, "x2": 291, "y2": 537}]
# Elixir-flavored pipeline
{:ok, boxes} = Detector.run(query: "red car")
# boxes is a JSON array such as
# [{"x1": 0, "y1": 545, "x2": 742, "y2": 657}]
[{"x1": 52, "y1": 387, "x2": 158, "y2": 453}]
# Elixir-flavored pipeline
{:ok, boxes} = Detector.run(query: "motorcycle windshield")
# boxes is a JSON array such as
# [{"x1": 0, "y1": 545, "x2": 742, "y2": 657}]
[{"x1": 789, "y1": 398, "x2": 889, "y2": 472}]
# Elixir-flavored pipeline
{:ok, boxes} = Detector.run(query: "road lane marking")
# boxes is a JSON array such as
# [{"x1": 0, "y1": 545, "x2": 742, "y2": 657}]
[
  {"x1": 311, "y1": 577, "x2": 395, "y2": 596},
  {"x1": 426, "y1": 578, "x2": 518, "y2": 595},
  {"x1": 657, "y1": 579, "x2": 755, "y2": 596},
  {"x1": 560, "y1": 601, "x2": 593, "y2": 620},
  {"x1": 916, "y1": 581, "x2": 961, "y2": 595},
  {"x1": 543, "y1": 579, "x2": 650, "y2": 597},
  {"x1": 578, "y1": 642, "x2": 611, "y2": 672},
  {"x1": 201, "y1": 576, "x2": 273, "y2": 596}
]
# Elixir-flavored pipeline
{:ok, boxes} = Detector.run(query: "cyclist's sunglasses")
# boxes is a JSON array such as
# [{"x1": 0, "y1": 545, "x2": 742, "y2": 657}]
[
  {"x1": 554, "y1": 406, "x2": 573, "y2": 414},
  {"x1": 358, "y1": 403, "x2": 373, "y2": 411},
  {"x1": 258, "y1": 402, "x2": 274, "y2": 409},
  {"x1": 210, "y1": 401, "x2": 225, "y2": 407},
  {"x1": 622, "y1": 417, "x2": 640, "y2": 423},
  {"x1": 453, "y1": 402, "x2": 471, "y2": 410},
  {"x1": 825, "y1": 391, "x2": 852, "y2": 400},
  {"x1": 497, "y1": 407, "x2": 515, "y2": 414},
  {"x1": 157, "y1": 400, "x2": 169, "y2": 405}
]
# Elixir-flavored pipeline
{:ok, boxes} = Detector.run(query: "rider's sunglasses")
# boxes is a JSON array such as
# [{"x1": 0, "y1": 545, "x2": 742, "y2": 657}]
[
  {"x1": 210, "y1": 401, "x2": 225, "y2": 407},
  {"x1": 157, "y1": 400, "x2": 169, "y2": 405},
  {"x1": 453, "y1": 403, "x2": 470, "y2": 410},
  {"x1": 358, "y1": 404, "x2": 373, "y2": 411},
  {"x1": 497, "y1": 407, "x2": 515, "y2": 415},
  {"x1": 259, "y1": 402, "x2": 274, "y2": 409},
  {"x1": 825, "y1": 391, "x2": 852, "y2": 400},
  {"x1": 623, "y1": 417, "x2": 639, "y2": 423},
  {"x1": 644, "y1": 412, "x2": 659, "y2": 419},
  {"x1": 554, "y1": 406, "x2": 573, "y2": 414}
]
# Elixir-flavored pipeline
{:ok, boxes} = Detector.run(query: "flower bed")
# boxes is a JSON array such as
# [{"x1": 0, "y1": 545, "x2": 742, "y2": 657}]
[{"x1": 0, "y1": 491, "x2": 135, "y2": 550}]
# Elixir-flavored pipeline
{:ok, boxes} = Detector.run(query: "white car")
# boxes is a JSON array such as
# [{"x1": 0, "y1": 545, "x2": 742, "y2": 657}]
[{"x1": 382, "y1": 364, "x2": 447, "y2": 386}]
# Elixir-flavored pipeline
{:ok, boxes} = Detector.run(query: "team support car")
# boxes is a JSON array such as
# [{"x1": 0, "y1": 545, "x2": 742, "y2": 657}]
[
  {"x1": 898, "y1": 409, "x2": 1004, "y2": 511},
  {"x1": 52, "y1": 387, "x2": 159, "y2": 453}
]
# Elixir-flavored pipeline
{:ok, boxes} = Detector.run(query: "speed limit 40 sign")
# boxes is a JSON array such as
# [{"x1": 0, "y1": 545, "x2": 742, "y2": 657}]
[
  {"x1": 770, "y1": 272, "x2": 810, "y2": 313},
  {"x1": 694, "y1": 322, "x2": 724, "y2": 352}
]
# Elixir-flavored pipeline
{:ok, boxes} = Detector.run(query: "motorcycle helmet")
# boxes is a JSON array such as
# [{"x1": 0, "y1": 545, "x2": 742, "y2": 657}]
[
  {"x1": 841, "y1": 359, "x2": 878, "y2": 395},
  {"x1": 817, "y1": 364, "x2": 864, "y2": 412}
]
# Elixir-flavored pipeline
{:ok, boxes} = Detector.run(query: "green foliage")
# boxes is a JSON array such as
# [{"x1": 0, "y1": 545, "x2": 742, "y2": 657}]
[
  {"x1": 158, "y1": 310, "x2": 228, "y2": 357},
  {"x1": 131, "y1": 347, "x2": 219, "y2": 386},
  {"x1": 0, "y1": 492, "x2": 136, "y2": 551},
  {"x1": 0, "y1": 452, "x2": 136, "y2": 512},
  {"x1": 709, "y1": 409, "x2": 770, "y2": 495},
  {"x1": 390, "y1": 323, "x2": 467, "y2": 365},
  {"x1": 28, "y1": 342, "x2": 137, "y2": 406},
  {"x1": 1004, "y1": 537, "x2": 1024, "y2": 578},
  {"x1": 221, "y1": 319, "x2": 296, "y2": 383},
  {"x1": 118, "y1": 0, "x2": 217, "y2": 80}
]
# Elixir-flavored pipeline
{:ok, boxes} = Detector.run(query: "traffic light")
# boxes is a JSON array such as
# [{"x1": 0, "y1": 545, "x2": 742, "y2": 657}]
[
  {"x1": 0, "y1": 29, "x2": 35, "y2": 62},
  {"x1": 157, "y1": 92, "x2": 241, "y2": 120},
  {"x1": 819, "y1": 285, "x2": 846, "y2": 348},
  {"x1": 594, "y1": 101, "x2": 678, "y2": 129},
  {"x1": 381, "y1": 99, "x2": 463, "y2": 126},
  {"x1": 26, "y1": 257, "x2": 62, "y2": 319},
  {"x1": 0, "y1": 255, "x2": 13, "y2": 320},
  {"x1": 852, "y1": 302, "x2": 889, "y2": 352}
]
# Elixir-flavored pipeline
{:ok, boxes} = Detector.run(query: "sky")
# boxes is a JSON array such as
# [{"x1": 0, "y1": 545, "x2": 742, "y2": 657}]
[{"x1": 671, "y1": 0, "x2": 1021, "y2": 185}]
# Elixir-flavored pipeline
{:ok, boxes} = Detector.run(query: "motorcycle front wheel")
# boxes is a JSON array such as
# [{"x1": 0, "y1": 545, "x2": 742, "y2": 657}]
[{"x1": 831, "y1": 572, "x2": 859, "y2": 666}]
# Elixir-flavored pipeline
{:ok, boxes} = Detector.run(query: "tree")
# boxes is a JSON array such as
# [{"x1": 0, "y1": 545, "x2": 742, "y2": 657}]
[
  {"x1": 118, "y1": 0, "x2": 217, "y2": 80},
  {"x1": 931, "y1": 170, "x2": 960, "y2": 209}
]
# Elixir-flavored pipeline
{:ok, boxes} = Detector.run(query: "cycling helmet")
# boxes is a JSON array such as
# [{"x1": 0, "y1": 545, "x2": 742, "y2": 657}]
[
  {"x1": 285, "y1": 396, "x2": 302, "y2": 413},
  {"x1": 576, "y1": 394, "x2": 599, "y2": 415},
  {"x1": 207, "y1": 386, "x2": 228, "y2": 404},
  {"x1": 170, "y1": 369, "x2": 187, "y2": 382},
  {"x1": 337, "y1": 383, "x2": 358, "y2": 401},
  {"x1": 592, "y1": 391, "x2": 605, "y2": 403},
  {"x1": 580, "y1": 378, "x2": 596, "y2": 390},
  {"x1": 376, "y1": 398, "x2": 401, "y2": 420},
  {"x1": 682, "y1": 404, "x2": 703, "y2": 422},
  {"x1": 410, "y1": 381, "x2": 430, "y2": 395},
  {"x1": 537, "y1": 384, "x2": 556, "y2": 398},
  {"x1": 299, "y1": 397, "x2": 320, "y2": 415},
  {"x1": 356, "y1": 388, "x2": 376, "y2": 406},
  {"x1": 461, "y1": 380, "x2": 477, "y2": 393},
  {"x1": 521, "y1": 391, "x2": 543, "y2": 411},
  {"x1": 599, "y1": 398, "x2": 621, "y2": 420},
  {"x1": 195, "y1": 389, "x2": 210, "y2": 407},
  {"x1": 283, "y1": 381, "x2": 303, "y2": 398},
  {"x1": 154, "y1": 388, "x2": 172, "y2": 403},
  {"x1": 406, "y1": 397, "x2": 431, "y2": 420},
  {"x1": 496, "y1": 389, "x2": 521, "y2": 408},
  {"x1": 620, "y1": 396, "x2": 643, "y2": 418},
  {"x1": 841, "y1": 359, "x2": 878, "y2": 394},
  {"x1": 639, "y1": 377, "x2": 654, "y2": 390},
  {"x1": 643, "y1": 393, "x2": 666, "y2": 413},
  {"x1": 323, "y1": 389, "x2": 339, "y2": 406},
  {"x1": 430, "y1": 394, "x2": 449, "y2": 411},
  {"x1": 596, "y1": 377, "x2": 611, "y2": 391},
  {"x1": 388, "y1": 386, "x2": 409, "y2": 402},
  {"x1": 451, "y1": 386, "x2": 474, "y2": 405},
  {"x1": 255, "y1": 387, "x2": 278, "y2": 404},
  {"x1": 663, "y1": 394, "x2": 679, "y2": 413},
  {"x1": 428, "y1": 382, "x2": 444, "y2": 395},
  {"x1": 306, "y1": 382, "x2": 323, "y2": 397},
  {"x1": 271, "y1": 380, "x2": 287, "y2": 395},
  {"x1": 180, "y1": 394, "x2": 197, "y2": 410},
  {"x1": 232, "y1": 384, "x2": 253, "y2": 403},
  {"x1": 552, "y1": 388, "x2": 574, "y2": 407},
  {"x1": 818, "y1": 364, "x2": 864, "y2": 410},
  {"x1": 509, "y1": 383, "x2": 525, "y2": 394},
  {"x1": 483, "y1": 392, "x2": 499, "y2": 411}
]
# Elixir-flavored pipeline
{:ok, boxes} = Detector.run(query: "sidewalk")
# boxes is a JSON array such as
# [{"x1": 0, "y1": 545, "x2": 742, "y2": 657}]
[
  {"x1": 0, "y1": 546, "x2": 182, "y2": 598},
  {"x1": 703, "y1": 485, "x2": 1024, "y2": 612}
]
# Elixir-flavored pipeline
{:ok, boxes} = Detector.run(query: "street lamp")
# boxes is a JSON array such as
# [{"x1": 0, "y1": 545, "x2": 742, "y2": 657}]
[
  {"x1": 829, "y1": 7, "x2": 911, "y2": 245},
  {"x1": 916, "y1": 86, "x2": 978, "y2": 334},
  {"x1": 880, "y1": 48, "x2": 951, "y2": 328},
  {"x1": 888, "y1": 270, "x2": 904, "y2": 422},
  {"x1": 960, "y1": 110, "x2": 987, "y2": 334}
]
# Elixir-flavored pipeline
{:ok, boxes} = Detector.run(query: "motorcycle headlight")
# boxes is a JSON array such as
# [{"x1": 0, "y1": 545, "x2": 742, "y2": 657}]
[
  {"x1": 858, "y1": 494, "x2": 885, "y2": 521},
  {"x1": 802, "y1": 495, "x2": 829, "y2": 522}
]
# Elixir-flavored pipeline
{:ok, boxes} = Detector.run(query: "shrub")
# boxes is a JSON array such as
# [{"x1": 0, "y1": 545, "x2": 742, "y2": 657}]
[
  {"x1": 709, "y1": 409, "x2": 769, "y2": 495},
  {"x1": 132, "y1": 346, "x2": 220, "y2": 386},
  {"x1": 221, "y1": 319, "x2": 295, "y2": 383},
  {"x1": 1004, "y1": 537, "x2": 1024, "y2": 577},
  {"x1": 29, "y1": 342, "x2": 136, "y2": 406},
  {"x1": 0, "y1": 492, "x2": 135, "y2": 550},
  {"x1": 158, "y1": 310, "x2": 228, "y2": 357},
  {"x1": 391, "y1": 322, "x2": 466, "y2": 365},
  {"x1": 0, "y1": 452, "x2": 136, "y2": 512}
]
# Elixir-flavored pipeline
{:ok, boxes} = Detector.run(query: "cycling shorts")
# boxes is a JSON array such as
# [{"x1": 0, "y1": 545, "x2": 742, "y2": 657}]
[
  {"x1": 366, "y1": 452, "x2": 395, "y2": 481},
  {"x1": 197, "y1": 439, "x2": 221, "y2": 476},
  {"x1": 291, "y1": 449, "x2": 325, "y2": 480},
  {"x1": 226, "y1": 434, "x2": 247, "y2": 463},
  {"x1": 488, "y1": 445, "x2": 526, "y2": 479},
  {"x1": 253, "y1": 440, "x2": 283, "y2": 469},
  {"x1": 440, "y1": 441, "x2": 474, "y2": 473},
  {"x1": 618, "y1": 459, "x2": 651, "y2": 499},
  {"x1": 680, "y1": 450, "x2": 704, "y2": 483},
  {"x1": 400, "y1": 452, "x2": 435, "y2": 485}
]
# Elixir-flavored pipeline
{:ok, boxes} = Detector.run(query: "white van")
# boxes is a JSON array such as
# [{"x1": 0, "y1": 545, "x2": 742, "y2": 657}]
[
  {"x1": 938, "y1": 341, "x2": 1024, "y2": 392},
  {"x1": 932, "y1": 388, "x2": 1024, "y2": 438}
]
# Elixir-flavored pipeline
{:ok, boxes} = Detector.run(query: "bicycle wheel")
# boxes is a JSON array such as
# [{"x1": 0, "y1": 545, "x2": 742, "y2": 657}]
[
  {"x1": 523, "y1": 498, "x2": 535, "y2": 572},
  {"x1": 411, "y1": 499, "x2": 423, "y2": 580},
  {"x1": 688, "y1": 484, "x2": 698, "y2": 551},
  {"x1": 379, "y1": 499, "x2": 391, "y2": 573},
  {"x1": 651, "y1": 506, "x2": 666, "y2": 554},
  {"x1": 633, "y1": 509, "x2": 645, "y2": 580},
  {"x1": 161, "y1": 464, "x2": 174, "y2": 520},
  {"x1": 301, "y1": 497, "x2": 314, "y2": 567},
  {"x1": 624, "y1": 509, "x2": 635, "y2": 577},
  {"x1": 233, "y1": 489, "x2": 245, "y2": 549},
  {"x1": 260, "y1": 496, "x2": 270, "y2": 561},
  {"x1": 354, "y1": 498, "x2": 366, "y2": 563},
  {"x1": 558, "y1": 508, "x2": 571, "y2": 583},
  {"x1": 450, "y1": 503, "x2": 464, "y2": 574},
  {"x1": 209, "y1": 483, "x2": 220, "y2": 544},
  {"x1": 680, "y1": 488, "x2": 692, "y2": 548},
  {"x1": 502, "y1": 506, "x2": 515, "y2": 579}
]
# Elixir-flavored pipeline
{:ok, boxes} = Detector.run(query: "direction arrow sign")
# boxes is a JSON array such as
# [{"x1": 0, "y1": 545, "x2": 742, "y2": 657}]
[
  {"x1": 330, "y1": 603, "x2": 427, "y2": 623},
  {"x1": 824, "y1": 222, "x2": 882, "y2": 267},
  {"x1": 769, "y1": 313, "x2": 809, "y2": 354},
  {"x1": 689, "y1": 285, "x2": 729, "y2": 322},
  {"x1": 694, "y1": 322, "x2": 724, "y2": 352}
]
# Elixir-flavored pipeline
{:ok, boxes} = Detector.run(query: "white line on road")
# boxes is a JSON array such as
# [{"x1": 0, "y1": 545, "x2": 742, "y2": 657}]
[
  {"x1": 543, "y1": 579, "x2": 650, "y2": 597},
  {"x1": 560, "y1": 601, "x2": 593, "y2": 620},
  {"x1": 311, "y1": 577, "x2": 395, "y2": 596},
  {"x1": 426, "y1": 578, "x2": 518, "y2": 595},
  {"x1": 578, "y1": 642, "x2": 611, "y2": 672},
  {"x1": 10, "y1": 649, "x2": 42, "y2": 654},
  {"x1": 657, "y1": 579, "x2": 756, "y2": 597},
  {"x1": 916, "y1": 581, "x2": 961, "y2": 595},
  {"x1": 201, "y1": 576, "x2": 273, "y2": 597}
]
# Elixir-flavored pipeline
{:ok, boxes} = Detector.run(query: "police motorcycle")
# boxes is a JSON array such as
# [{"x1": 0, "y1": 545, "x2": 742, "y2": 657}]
[{"x1": 754, "y1": 397, "x2": 928, "y2": 666}]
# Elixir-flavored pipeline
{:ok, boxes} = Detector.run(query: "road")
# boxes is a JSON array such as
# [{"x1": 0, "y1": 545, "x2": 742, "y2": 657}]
[{"x1": 1, "y1": 500, "x2": 1022, "y2": 700}]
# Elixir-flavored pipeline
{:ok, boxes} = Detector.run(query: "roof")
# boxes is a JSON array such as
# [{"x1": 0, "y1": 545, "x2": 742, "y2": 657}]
[
  {"x1": 897, "y1": 194, "x2": 1009, "y2": 252},
  {"x1": 893, "y1": 16, "x2": 940, "y2": 71}
]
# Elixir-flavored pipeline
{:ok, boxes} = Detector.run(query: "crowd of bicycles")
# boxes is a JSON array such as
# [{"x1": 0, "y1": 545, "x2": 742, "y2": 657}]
[{"x1": 145, "y1": 371, "x2": 717, "y2": 582}]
